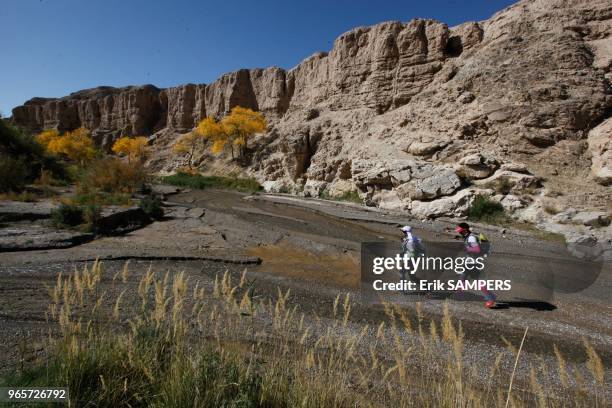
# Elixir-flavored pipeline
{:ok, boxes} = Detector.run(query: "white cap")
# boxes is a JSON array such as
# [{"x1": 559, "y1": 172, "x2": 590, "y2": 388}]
[{"x1": 400, "y1": 225, "x2": 412, "y2": 233}]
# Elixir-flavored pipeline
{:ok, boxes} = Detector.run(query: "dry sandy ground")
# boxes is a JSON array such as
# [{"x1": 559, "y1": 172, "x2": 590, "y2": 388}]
[{"x1": 0, "y1": 188, "x2": 610, "y2": 397}]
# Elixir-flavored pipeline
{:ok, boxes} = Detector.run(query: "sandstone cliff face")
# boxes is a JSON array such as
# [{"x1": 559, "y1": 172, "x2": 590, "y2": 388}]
[
  {"x1": 12, "y1": 67, "x2": 292, "y2": 147},
  {"x1": 12, "y1": 86, "x2": 164, "y2": 148},
  {"x1": 11, "y1": 0, "x2": 612, "y2": 239}
]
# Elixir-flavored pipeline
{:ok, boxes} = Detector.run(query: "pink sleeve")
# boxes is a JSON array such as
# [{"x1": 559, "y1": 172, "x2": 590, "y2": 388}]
[{"x1": 466, "y1": 244, "x2": 481, "y2": 254}]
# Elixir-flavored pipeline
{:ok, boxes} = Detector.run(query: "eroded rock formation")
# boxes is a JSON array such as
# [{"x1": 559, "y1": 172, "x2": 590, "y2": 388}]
[{"x1": 11, "y1": 0, "x2": 612, "y2": 236}]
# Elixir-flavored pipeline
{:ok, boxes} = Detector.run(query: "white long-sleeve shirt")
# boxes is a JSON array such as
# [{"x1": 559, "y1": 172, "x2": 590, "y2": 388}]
[{"x1": 402, "y1": 233, "x2": 423, "y2": 256}]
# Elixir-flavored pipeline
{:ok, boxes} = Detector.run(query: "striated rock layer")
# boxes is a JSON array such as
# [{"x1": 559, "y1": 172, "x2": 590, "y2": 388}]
[
  {"x1": 11, "y1": 0, "x2": 612, "y2": 239},
  {"x1": 12, "y1": 67, "x2": 291, "y2": 149}
]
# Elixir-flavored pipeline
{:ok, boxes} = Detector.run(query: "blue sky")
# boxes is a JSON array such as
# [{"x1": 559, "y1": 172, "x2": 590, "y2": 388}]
[{"x1": 1, "y1": 0, "x2": 517, "y2": 116}]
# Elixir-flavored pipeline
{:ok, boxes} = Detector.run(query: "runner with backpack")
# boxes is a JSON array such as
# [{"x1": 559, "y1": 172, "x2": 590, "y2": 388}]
[
  {"x1": 399, "y1": 225, "x2": 426, "y2": 294},
  {"x1": 454, "y1": 222, "x2": 497, "y2": 309}
]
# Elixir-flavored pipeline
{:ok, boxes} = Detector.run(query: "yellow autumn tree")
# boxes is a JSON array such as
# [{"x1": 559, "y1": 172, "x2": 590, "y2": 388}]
[
  {"x1": 41, "y1": 127, "x2": 96, "y2": 165},
  {"x1": 36, "y1": 129, "x2": 61, "y2": 148},
  {"x1": 196, "y1": 117, "x2": 227, "y2": 155},
  {"x1": 220, "y1": 106, "x2": 267, "y2": 159},
  {"x1": 112, "y1": 136, "x2": 149, "y2": 163},
  {"x1": 173, "y1": 131, "x2": 203, "y2": 169}
]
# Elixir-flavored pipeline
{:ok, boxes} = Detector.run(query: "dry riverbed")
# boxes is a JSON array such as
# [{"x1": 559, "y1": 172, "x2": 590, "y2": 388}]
[{"x1": 0, "y1": 188, "x2": 610, "y2": 399}]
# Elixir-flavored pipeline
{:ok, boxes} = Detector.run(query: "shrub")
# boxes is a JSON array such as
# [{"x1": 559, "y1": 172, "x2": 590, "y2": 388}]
[
  {"x1": 82, "y1": 204, "x2": 101, "y2": 229},
  {"x1": 139, "y1": 195, "x2": 164, "y2": 220},
  {"x1": 162, "y1": 172, "x2": 262, "y2": 193},
  {"x1": 51, "y1": 203, "x2": 84, "y2": 227},
  {"x1": 468, "y1": 194, "x2": 506, "y2": 223},
  {"x1": 0, "y1": 120, "x2": 66, "y2": 190},
  {"x1": 79, "y1": 157, "x2": 147, "y2": 197},
  {"x1": 0, "y1": 155, "x2": 28, "y2": 192},
  {"x1": 35, "y1": 168, "x2": 67, "y2": 188}
]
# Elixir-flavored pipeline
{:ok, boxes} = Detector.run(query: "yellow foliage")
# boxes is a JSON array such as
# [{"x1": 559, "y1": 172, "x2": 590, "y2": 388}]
[
  {"x1": 196, "y1": 117, "x2": 228, "y2": 156},
  {"x1": 45, "y1": 127, "x2": 96, "y2": 164},
  {"x1": 221, "y1": 106, "x2": 267, "y2": 150},
  {"x1": 196, "y1": 117, "x2": 225, "y2": 140},
  {"x1": 211, "y1": 139, "x2": 227, "y2": 154},
  {"x1": 184, "y1": 108, "x2": 266, "y2": 160},
  {"x1": 36, "y1": 129, "x2": 60, "y2": 147},
  {"x1": 112, "y1": 136, "x2": 149, "y2": 163}
]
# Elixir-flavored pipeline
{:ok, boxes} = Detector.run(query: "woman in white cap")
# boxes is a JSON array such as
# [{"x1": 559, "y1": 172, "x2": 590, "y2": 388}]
[
  {"x1": 400, "y1": 225, "x2": 424, "y2": 257},
  {"x1": 399, "y1": 225, "x2": 425, "y2": 291}
]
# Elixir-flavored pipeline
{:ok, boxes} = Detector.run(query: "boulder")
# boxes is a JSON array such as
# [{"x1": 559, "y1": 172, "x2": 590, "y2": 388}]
[
  {"x1": 326, "y1": 180, "x2": 357, "y2": 198},
  {"x1": 572, "y1": 211, "x2": 610, "y2": 227},
  {"x1": 303, "y1": 180, "x2": 327, "y2": 197},
  {"x1": 552, "y1": 208, "x2": 578, "y2": 224},
  {"x1": 262, "y1": 180, "x2": 290, "y2": 193},
  {"x1": 457, "y1": 153, "x2": 499, "y2": 179},
  {"x1": 475, "y1": 170, "x2": 541, "y2": 192},
  {"x1": 372, "y1": 189, "x2": 408, "y2": 211},
  {"x1": 407, "y1": 140, "x2": 449, "y2": 156},
  {"x1": 500, "y1": 194, "x2": 526, "y2": 211},
  {"x1": 410, "y1": 188, "x2": 480, "y2": 218},
  {"x1": 410, "y1": 166, "x2": 461, "y2": 200},
  {"x1": 500, "y1": 162, "x2": 530, "y2": 174},
  {"x1": 566, "y1": 235, "x2": 605, "y2": 261}
]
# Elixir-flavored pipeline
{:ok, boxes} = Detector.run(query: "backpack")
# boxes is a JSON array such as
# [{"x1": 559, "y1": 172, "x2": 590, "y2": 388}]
[
  {"x1": 474, "y1": 232, "x2": 492, "y2": 256},
  {"x1": 402, "y1": 234, "x2": 425, "y2": 257}
]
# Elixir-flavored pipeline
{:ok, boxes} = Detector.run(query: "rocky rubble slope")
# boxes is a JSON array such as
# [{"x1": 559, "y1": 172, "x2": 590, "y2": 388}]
[{"x1": 11, "y1": 0, "x2": 611, "y2": 242}]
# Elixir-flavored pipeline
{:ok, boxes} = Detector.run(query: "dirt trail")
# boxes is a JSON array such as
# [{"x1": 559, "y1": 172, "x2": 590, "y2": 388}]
[{"x1": 0, "y1": 188, "x2": 610, "y2": 394}]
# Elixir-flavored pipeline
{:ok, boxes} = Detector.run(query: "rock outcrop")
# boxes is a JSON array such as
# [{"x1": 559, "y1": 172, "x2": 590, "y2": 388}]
[
  {"x1": 11, "y1": 0, "x2": 612, "y2": 233},
  {"x1": 588, "y1": 117, "x2": 612, "y2": 186}
]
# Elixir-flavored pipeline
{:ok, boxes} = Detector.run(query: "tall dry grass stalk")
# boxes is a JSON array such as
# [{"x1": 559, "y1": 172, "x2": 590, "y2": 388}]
[{"x1": 8, "y1": 262, "x2": 606, "y2": 407}]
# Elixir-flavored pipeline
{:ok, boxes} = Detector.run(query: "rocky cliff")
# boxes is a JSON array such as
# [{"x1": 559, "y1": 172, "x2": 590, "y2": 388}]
[
  {"x1": 11, "y1": 67, "x2": 291, "y2": 149},
  {"x1": 11, "y1": 0, "x2": 612, "y2": 240}
]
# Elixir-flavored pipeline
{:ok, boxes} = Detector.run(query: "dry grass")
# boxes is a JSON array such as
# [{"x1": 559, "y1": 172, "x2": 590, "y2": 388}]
[{"x1": 3, "y1": 261, "x2": 607, "y2": 407}]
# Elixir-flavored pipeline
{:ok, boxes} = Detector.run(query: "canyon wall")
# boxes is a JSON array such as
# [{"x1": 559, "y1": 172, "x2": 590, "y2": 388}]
[{"x1": 10, "y1": 0, "x2": 612, "y2": 241}]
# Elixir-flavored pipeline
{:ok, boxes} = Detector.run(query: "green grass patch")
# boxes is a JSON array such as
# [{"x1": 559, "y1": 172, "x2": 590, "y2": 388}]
[
  {"x1": 50, "y1": 202, "x2": 102, "y2": 232},
  {"x1": 162, "y1": 172, "x2": 262, "y2": 193},
  {"x1": 319, "y1": 189, "x2": 363, "y2": 204},
  {"x1": 467, "y1": 194, "x2": 508, "y2": 224},
  {"x1": 51, "y1": 203, "x2": 84, "y2": 227},
  {"x1": 468, "y1": 194, "x2": 565, "y2": 243}
]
